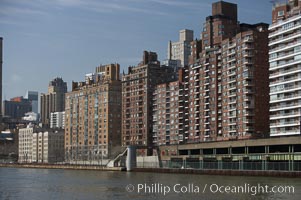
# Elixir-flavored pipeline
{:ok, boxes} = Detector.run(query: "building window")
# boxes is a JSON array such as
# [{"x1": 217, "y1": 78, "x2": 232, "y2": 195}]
[{"x1": 278, "y1": 10, "x2": 284, "y2": 17}]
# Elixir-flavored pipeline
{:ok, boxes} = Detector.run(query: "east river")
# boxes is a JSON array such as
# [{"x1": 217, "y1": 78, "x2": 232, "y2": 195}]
[{"x1": 0, "y1": 167, "x2": 300, "y2": 200}]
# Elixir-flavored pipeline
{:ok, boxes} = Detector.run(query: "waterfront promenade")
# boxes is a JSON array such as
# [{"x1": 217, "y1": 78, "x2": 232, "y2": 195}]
[{"x1": 1, "y1": 162, "x2": 301, "y2": 178}]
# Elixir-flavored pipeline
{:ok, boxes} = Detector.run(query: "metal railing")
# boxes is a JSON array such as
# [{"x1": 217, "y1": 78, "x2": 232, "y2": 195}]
[{"x1": 136, "y1": 160, "x2": 301, "y2": 171}]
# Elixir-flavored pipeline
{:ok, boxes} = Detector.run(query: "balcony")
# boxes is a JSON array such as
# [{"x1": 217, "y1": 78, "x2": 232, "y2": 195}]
[
  {"x1": 243, "y1": 53, "x2": 253, "y2": 57},
  {"x1": 270, "y1": 111, "x2": 300, "y2": 120},
  {"x1": 270, "y1": 121, "x2": 300, "y2": 128},
  {"x1": 243, "y1": 37, "x2": 254, "y2": 42},
  {"x1": 269, "y1": 14, "x2": 301, "y2": 30},
  {"x1": 270, "y1": 93, "x2": 301, "y2": 103},
  {"x1": 270, "y1": 66, "x2": 301, "y2": 79},
  {"x1": 269, "y1": 40, "x2": 301, "y2": 54},
  {"x1": 244, "y1": 80, "x2": 254, "y2": 86},
  {"x1": 244, "y1": 89, "x2": 254, "y2": 94},
  {"x1": 269, "y1": 30, "x2": 301, "y2": 46},
  {"x1": 228, "y1": 43, "x2": 236, "y2": 49},
  {"x1": 270, "y1": 102, "x2": 301, "y2": 111},
  {"x1": 269, "y1": 50, "x2": 299, "y2": 63},
  {"x1": 244, "y1": 111, "x2": 254, "y2": 116},
  {"x1": 270, "y1": 84, "x2": 301, "y2": 94},
  {"x1": 242, "y1": 45, "x2": 254, "y2": 50},
  {"x1": 269, "y1": 21, "x2": 301, "y2": 38}
]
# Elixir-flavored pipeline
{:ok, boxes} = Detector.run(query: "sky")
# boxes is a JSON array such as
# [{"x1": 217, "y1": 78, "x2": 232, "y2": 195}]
[{"x1": 1, "y1": 0, "x2": 272, "y2": 100}]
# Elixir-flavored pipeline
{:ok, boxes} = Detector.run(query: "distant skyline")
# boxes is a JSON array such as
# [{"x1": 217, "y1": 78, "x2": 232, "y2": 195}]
[{"x1": 1, "y1": 0, "x2": 271, "y2": 100}]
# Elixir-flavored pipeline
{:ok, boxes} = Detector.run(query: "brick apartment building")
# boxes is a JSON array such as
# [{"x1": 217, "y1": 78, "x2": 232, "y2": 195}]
[
  {"x1": 121, "y1": 51, "x2": 177, "y2": 154},
  {"x1": 186, "y1": 1, "x2": 269, "y2": 142},
  {"x1": 65, "y1": 64, "x2": 121, "y2": 160}
]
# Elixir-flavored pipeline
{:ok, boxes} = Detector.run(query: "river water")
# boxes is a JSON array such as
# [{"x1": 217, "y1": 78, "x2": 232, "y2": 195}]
[{"x1": 0, "y1": 167, "x2": 300, "y2": 200}]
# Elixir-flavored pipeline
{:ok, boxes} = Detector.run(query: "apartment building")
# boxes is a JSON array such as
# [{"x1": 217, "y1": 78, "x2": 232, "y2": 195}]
[
  {"x1": 187, "y1": 1, "x2": 269, "y2": 142},
  {"x1": 152, "y1": 68, "x2": 188, "y2": 146},
  {"x1": 121, "y1": 51, "x2": 177, "y2": 153},
  {"x1": 65, "y1": 64, "x2": 121, "y2": 161}
]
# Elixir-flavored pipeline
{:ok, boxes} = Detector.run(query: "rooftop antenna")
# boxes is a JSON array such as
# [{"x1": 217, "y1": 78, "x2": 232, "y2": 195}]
[{"x1": 270, "y1": 0, "x2": 287, "y2": 7}]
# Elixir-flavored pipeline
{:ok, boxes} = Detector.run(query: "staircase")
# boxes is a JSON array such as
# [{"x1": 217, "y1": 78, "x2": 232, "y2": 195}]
[{"x1": 106, "y1": 148, "x2": 127, "y2": 167}]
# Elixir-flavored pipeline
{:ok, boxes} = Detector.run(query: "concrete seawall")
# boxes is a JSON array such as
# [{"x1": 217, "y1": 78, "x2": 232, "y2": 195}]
[
  {"x1": 1, "y1": 164, "x2": 301, "y2": 177},
  {"x1": 133, "y1": 168, "x2": 301, "y2": 178},
  {"x1": 0, "y1": 163, "x2": 125, "y2": 171}
]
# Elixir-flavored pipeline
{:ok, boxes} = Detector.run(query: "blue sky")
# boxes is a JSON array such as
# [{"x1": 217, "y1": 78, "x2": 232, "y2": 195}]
[{"x1": 1, "y1": 0, "x2": 272, "y2": 100}]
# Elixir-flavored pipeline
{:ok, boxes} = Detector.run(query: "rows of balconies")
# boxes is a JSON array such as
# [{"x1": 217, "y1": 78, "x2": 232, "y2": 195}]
[
  {"x1": 270, "y1": 100, "x2": 301, "y2": 111},
  {"x1": 270, "y1": 65, "x2": 301, "y2": 79},
  {"x1": 269, "y1": 40, "x2": 301, "y2": 54},
  {"x1": 270, "y1": 83, "x2": 301, "y2": 94},
  {"x1": 270, "y1": 92, "x2": 301, "y2": 102},
  {"x1": 269, "y1": 20, "x2": 301, "y2": 38},
  {"x1": 270, "y1": 120, "x2": 300, "y2": 128},
  {"x1": 270, "y1": 111, "x2": 300, "y2": 120},
  {"x1": 269, "y1": 30, "x2": 301, "y2": 46},
  {"x1": 269, "y1": 49, "x2": 299, "y2": 62}
]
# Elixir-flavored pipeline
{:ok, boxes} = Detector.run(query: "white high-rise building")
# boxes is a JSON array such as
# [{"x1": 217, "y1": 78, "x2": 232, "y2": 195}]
[
  {"x1": 269, "y1": 1, "x2": 301, "y2": 136},
  {"x1": 168, "y1": 29, "x2": 193, "y2": 67},
  {"x1": 50, "y1": 111, "x2": 65, "y2": 129}
]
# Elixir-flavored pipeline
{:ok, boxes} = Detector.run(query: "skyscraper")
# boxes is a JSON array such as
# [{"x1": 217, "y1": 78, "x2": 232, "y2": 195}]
[
  {"x1": 168, "y1": 29, "x2": 193, "y2": 67},
  {"x1": 269, "y1": 0, "x2": 301, "y2": 136},
  {"x1": 3, "y1": 96, "x2": 32, "y2": 119},
  {"x1": 24, "y1": 91, "x2": 39, "y2": 114},
  {"x1": 0, "y1": 37, "x2": 3, "y2": 123},
  {"x1": 40, "y1": 77, "x2": 67, "y2": 127}
]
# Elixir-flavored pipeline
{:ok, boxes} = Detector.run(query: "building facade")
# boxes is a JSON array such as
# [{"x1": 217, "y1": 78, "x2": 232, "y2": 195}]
[
  {"x1": 65, "y1": 64, "x2": 121, "y2": 161},
  {"x1": 32, "y1": 130, "x2": 64, "y2": 163},
  {"x1": 269, "y1": 0, "x2": 301, "y2": 136},
  {"x1": 50, "y1": 111, "x2": 65, "y2": 129},
  {"x1": 0, "y1": 37, "x2": 2, "y2": 123},
  {"x1": 152, "y1": 68, "x2": 189, "y2": 146},
  {"x1": 3, "y1": 97, "x2": 32, "y2": 119},
  {"x1": 25, "y1": 91, "x2": 39, "y2": 114},
  {"x1": 18, "y1": 125, "x2": 64, "y2": 163},
  {"x1": 168, "y1": 29, "x2": 194, "y2": 67},
  {"x1": 41, "y1": 77, "x2": 67, "y2": 127},
  {"x1": 122, "y1": 51, "x2": 177, "y2": 153},
  {"x1": 18, "y1": 125, "x2": 37, "y2": 163}
]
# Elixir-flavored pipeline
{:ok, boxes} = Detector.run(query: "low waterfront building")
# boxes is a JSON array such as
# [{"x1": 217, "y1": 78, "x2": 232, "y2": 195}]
[
  {"x1": 18, "y1": 124, "x2": 64, "y2": 163},
  {"x1": 18, "y1": 125, "x2": 36, "y2": 163},
  {"x1": 32, "y1": 130, "x2": 64, "y2": 163}
]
